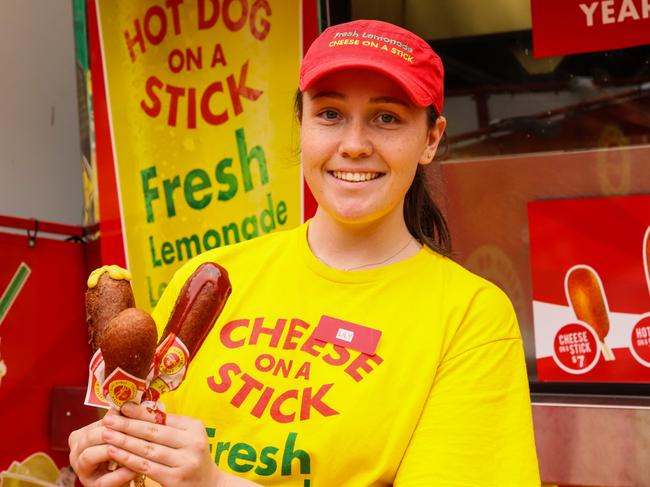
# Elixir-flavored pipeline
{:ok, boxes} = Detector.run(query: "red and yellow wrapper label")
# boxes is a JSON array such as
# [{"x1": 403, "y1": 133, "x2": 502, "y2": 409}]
[
  {"x1": 84, "y1": 350, "x2": 109, "y2": 408},
  {"x1": 84, "y1": 335, "x2": 190, "y2": 410},
  {"x1": 143, "y1": 334, "x2": 190, "y2": 403},
  {"x1": 102, "y1": 368, "x2": 147, "y2": 409},
  {"x1": 84, "y1": 349, "x2": 150, "y2": 409}
]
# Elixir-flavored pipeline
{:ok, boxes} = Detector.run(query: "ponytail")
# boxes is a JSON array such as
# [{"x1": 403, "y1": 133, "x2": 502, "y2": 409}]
[
  {"x1": 404, "y1": 162, "x2": 451, "y2": 256},
  {"x1": 404, "y1": 106, "x2": 451, "y2": 255}
]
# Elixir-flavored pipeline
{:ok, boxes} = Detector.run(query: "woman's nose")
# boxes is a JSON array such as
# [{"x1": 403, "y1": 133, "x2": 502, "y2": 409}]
[{"x1": 338, "y1": 120, "x2": 373, "y2": 159}]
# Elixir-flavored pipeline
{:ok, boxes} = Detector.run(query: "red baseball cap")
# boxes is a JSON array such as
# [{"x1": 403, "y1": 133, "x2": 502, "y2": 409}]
[{"x1": 300, "y1": 19, "x2": 444, "y2": 113}]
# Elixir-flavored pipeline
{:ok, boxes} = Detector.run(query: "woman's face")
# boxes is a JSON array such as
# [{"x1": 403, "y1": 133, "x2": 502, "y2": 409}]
[{"x1": 300, "y1": 69, "x2": 445, "y2": 226}]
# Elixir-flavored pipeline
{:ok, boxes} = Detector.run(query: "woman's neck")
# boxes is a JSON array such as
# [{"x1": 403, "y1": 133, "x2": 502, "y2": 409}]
[{"x1": 307, "y1": 207, "x2": 421, "y2": 271}]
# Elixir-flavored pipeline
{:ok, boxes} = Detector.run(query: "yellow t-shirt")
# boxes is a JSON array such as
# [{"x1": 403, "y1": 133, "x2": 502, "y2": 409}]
[{"x1": 152, "y1": 223, "x2": 540, "y2": 486}]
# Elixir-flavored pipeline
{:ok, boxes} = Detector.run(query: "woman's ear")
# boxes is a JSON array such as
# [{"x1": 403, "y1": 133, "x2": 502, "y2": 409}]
[{"x1": 419, "y1": 116, "x2": 447, "y2": 165}]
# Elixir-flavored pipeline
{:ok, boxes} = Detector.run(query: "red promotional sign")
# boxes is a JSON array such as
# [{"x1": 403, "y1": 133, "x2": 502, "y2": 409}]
[
  {"x1": 531, "y1": 0, "x2": 650, "y2": 58},
  {"x1": 529, "y1": 194, "x2": 650, "y2": 382},
  {"x1": 0, "y1": 231, "x2": 92, "y2": 478}
]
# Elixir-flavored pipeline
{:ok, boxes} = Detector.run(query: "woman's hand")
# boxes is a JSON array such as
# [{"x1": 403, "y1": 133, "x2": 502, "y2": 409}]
[
  {"x1": 100, "y1": 402, "x2": 221, "y2": 487},
  {"x1": 68, "y1": 413, "x2": 138, "y2": 486}
]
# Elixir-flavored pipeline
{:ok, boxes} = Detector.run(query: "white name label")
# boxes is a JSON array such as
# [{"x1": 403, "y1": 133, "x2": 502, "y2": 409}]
[{"x1": 336, "y1": 328, "x2": 354, "y2": 342}]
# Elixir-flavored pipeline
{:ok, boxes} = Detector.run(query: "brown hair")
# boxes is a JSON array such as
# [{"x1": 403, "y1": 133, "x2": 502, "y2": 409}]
[{"x1": 294, "y1": 91, "x2": 452, "y2": 256}]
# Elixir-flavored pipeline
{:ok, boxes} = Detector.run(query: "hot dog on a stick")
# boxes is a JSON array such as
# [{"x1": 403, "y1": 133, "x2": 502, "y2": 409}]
[
  {"x1": 147, "y1": 262, "x2": 232, "y2": 402},
  {"x1": 159, "y1": 262, "x2": 231, "y2": 358}
]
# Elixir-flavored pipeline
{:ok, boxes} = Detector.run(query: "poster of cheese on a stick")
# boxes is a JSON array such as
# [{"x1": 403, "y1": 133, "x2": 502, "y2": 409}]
[{"x1": 529, "y1": 194, "x2": 650, "y2": 382}]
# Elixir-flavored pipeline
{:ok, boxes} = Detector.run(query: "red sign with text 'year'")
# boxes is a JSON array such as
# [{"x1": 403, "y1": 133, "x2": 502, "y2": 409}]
[{"x1": 531, "y1": 0, "x2": 650, "y2": 58}]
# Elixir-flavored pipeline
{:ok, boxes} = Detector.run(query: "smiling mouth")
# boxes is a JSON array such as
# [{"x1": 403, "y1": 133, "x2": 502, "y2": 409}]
[{"x1": 330, "y1": 171, "x2": 383, "y2": 182}]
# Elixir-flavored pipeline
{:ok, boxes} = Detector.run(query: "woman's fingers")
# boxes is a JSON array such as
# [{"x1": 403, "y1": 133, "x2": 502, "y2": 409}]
[
  {"x1": 74, "y1": 444, "x2": 137, "y2": 486},
  {"x1": 120, "y1": 402, "x2": 167, "y2": 424},
  {"x1": 120, "y1": 402, "x2": 195, "y2": 430},
  {"x1": 102, "y1": 410, "x2": 187, "y2": 450},
  {"x1": 103, "y1": 405, "x2": 221, "y2": 486},
  {"x1": 102, "y1": 428, "x2": 178, "y2": 468},
  {"x1": 75, "y1": 444, "x2": 111, "y2": 474},
  {"x1": 72, "y1": 422, "x2": 106, "y2": 452},
  {"x1": 92, "y1": 466, "x2": 138, "y2": 487},
  {"x1": 69, "y1": 420, "x2": 111, "y2": 481},
  {"x1": 106, "y1": 445, "x2": 176, "y2": 481}
]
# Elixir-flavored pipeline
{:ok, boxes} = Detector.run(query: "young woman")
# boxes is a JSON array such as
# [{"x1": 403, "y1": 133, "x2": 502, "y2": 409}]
[{"x1": 69, "y1": 19, "x2": 540, "y2": 487}]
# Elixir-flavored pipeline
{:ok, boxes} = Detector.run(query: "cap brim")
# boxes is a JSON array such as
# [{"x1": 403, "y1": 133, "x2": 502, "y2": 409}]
[{"x1": 300, "y1": 58, "x2": 433, "y2": 108}]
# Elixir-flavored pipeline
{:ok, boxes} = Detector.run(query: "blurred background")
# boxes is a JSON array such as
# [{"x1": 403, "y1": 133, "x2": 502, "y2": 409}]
[{"x1": 1, "y1": 1, "x2": 649, "y2": 486}]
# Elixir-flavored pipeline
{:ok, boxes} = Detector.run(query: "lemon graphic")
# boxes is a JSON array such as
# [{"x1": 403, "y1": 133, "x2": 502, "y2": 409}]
[{"x1": 0, "y1": 452, "x2": 61, "y2": 486}]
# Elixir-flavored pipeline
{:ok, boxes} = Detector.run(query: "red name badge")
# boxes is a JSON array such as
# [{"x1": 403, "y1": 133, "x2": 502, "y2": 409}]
[{"x1": 313, "y1": 315, "x2": 381, "y2": 355}]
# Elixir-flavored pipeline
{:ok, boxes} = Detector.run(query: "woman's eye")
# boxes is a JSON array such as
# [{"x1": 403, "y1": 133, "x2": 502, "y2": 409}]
[
  {"x1": 320, "y1": 110, "x2": 339, "y2": 120},
  {"x1": 377, "y1": 113, "x2": 398, "y2": 124}
]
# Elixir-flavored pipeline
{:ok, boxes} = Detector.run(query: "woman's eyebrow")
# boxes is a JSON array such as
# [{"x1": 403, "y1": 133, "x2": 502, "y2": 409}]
[
  {"x1": 310, "y1": 92, "x2": 408, "y2": 106},
  {"x1": 311, "y1": 90, "x2": 346, "y2": 100},
  {"x1": 369, "y1": 96, "x2": 409, "y2": 106}
]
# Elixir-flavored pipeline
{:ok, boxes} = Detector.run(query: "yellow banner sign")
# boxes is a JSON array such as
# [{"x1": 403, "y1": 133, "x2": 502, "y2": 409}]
[{"x1": 96, "y1": 0, "x2": 302, "y2": 308}]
